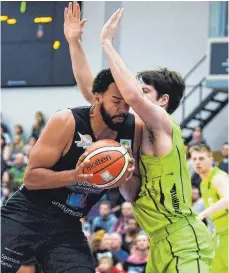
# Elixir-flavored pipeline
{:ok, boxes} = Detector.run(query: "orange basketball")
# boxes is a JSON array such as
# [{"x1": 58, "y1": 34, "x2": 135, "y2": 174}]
[{"x1": 83, "y1": 139, "x2": 131, "y2": 189}]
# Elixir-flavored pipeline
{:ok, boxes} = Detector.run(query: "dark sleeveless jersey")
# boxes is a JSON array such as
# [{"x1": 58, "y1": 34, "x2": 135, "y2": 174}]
[{"x1": 3, "y1": 107, "x2": 135, "y2": 224}]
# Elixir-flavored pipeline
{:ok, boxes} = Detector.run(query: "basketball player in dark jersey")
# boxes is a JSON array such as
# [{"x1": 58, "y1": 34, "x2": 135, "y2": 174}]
[{"x1": 1, "y1": 71, "x2": 142, "y2": 272}]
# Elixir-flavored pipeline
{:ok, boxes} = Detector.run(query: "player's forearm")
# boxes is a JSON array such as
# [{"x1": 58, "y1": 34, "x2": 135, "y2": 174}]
[
  {"x1": 24, "y1": 167, "x2": 78, "y2": 190},
  {"x1": 68, "y1": 40, "x2": 94, "y2": 104},
  {"x1": 119, "y1": 174, "x2": 141, "y2": 202},
  {"x1": 201, "y1": 197, "x2": 229, "y2": 219},
  {"x1": 102, "y1": 42, "x2": 143, "y2": 105}
]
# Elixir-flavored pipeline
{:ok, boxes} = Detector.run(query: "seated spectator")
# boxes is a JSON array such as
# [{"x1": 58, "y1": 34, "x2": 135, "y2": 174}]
[
  {"x1": 96, "y1": 256, "x2": 125, "y2": 273},
  {"x1": 218, "y1": 142, "x2": 228, "y2": 173},
  {"x1": 3, "y1": 153, "x2": 26, "y2": 187},
  {"x1": 91, "y1": 230, "x2": 106, "y2": 254},
  {"x1": 96, "y1": 256, "x2": 114, "y2": 273},
  {"x1": 127, "y1": 233, "x2": 149, "y2": 264},
  {"x1": 92, "y1": 200, "x2": 117, "y2": 234},
  {"x1": 113, "y1": 202, "x2": 133, "y2": 234},
  {"x1": 9, "y1": 135, "x2": 25, "y2": 162},
  {"x1": 122, "y1": 218, "x2": 140, "y2": 254},
  {"x1": 23, "y1": 135, "x2": 38, "y2": 159},
  {"x1": 110, "y1": 233, "x2": 129, "y2": 265},
  {"x1": 188, "y1": 126, "x2": 207, "y2": 148},
  {"x1": 1, "y1": 135, "x2": 10, "y2": 162},
  {"x1": 93, "y1": 233, "x2": 119, "y2": 268},
  {"x1": 1, "y1": 125, "x2": 11, "y2": 144},
  {"x1": 14, "y1": 124, "x2": 26, "y2": 143},
  {"x1": 31, "y1": 111, "x2": 46, "y2": 139},
  {"x1": 123, "y1": 233, "x2": 149, "y2": 273}
]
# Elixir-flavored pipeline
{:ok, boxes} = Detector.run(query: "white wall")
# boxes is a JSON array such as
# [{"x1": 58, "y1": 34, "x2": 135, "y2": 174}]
[
  {"x1": 1, "y1": 1, "x2": 228, "y2": 149},
  {"x1": 120, "y1": 1, "x2": 209, "y2": 85}
]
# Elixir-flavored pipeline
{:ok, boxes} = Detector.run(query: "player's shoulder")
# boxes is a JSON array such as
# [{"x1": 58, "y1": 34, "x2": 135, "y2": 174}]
[
  {"x1": 47, "y1": 109, "x2": 74, "y2": 131},
  {"x1": 51, "y1": 109, "x2": 73, "y2": 122}
]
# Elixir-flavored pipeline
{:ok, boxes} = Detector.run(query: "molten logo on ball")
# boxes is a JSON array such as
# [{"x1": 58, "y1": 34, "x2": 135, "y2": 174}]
[{"x1": 87, "y1": 155, "x2": 112, "y2": 172}]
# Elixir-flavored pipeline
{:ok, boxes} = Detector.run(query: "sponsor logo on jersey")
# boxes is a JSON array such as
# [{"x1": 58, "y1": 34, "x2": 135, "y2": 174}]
[
  {"x1": 75, "y1": 132, "x2": 93, "y2": 149},
  {"x1": 120, "y1": 139, "x2": 131, "y2": 148},
  {"x1": 170, "y1": 183, "x2": 182, "y2": 214},
  {"x1": 66, "y1": 193, "x2": 88, "y2": 209}
]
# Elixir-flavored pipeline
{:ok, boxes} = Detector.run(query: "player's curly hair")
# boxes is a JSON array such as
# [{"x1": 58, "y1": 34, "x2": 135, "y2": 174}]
[
  {"x1": 137, "y1": 68, "x2": 185, "y2": 114},
  {"x1": 92, "y1": 69, "x2": 115, "y2": 94}
]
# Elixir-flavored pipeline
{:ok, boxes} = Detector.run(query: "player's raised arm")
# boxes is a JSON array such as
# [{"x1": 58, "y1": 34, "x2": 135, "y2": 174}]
[
  {"x1": 100, "y1": 9, "x2": 173, "y2": 133},
  {"x1": 64, "y1": 1, "x2": 95, "y2": 104}
]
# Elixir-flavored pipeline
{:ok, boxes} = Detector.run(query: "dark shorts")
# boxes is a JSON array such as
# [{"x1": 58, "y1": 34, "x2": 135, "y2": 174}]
[{"x1": 1, "y1": 215, "x2": 95, "y2": 273}]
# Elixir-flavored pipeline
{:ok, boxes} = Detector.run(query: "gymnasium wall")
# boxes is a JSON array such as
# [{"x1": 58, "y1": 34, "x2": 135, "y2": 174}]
[{"x1": 1, "y1": 1, "x2": 228, "y2": 149}]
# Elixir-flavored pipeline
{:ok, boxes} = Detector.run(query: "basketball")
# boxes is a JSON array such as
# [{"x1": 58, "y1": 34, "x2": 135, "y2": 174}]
[{"x1": 83, "y1": 139, "x2": 131, "y2": 189}]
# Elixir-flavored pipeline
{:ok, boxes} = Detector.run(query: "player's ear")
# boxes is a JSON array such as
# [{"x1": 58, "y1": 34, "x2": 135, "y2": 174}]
[
  {"x1": 159, "y1": 94, "x2": 169, "y2": 107},
  {"x1": 94, "y1": 93, "x2": 101, "y2": 103}
]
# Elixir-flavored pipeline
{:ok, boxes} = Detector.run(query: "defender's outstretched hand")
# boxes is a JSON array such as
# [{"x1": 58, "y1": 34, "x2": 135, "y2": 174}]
[
  {"x1": 64, "y1": 2, "x2": 87, "y2": 43},
  {"x1": 100, "y1": 8, "x2": 124, "y2": 45},
  {"x1": 125, "y1": 146, "x2": 135, "y2": 181}
]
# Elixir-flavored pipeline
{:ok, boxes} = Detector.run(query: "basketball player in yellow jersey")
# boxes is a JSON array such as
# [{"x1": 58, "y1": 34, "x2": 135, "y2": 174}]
[
  {"x1": 190, "y1": 144, "x2": 229, "y2": 273},
  {"x1": 64, "y1": 3, "x2": 214, "y2": 273}
]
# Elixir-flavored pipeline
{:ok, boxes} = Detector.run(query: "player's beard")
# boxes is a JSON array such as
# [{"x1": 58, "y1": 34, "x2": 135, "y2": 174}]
[{"x1": 100, "y1": 103, "x2": 127, "y2": 131}]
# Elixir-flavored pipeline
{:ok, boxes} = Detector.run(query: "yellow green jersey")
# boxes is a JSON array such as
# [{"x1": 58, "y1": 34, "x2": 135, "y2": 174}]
[
  {"x1": 200, "y1": 166, "x2": 228, "y2": 233},
  {"x1": 132, "y1": 117, "x2": 196, "y2": 236}
]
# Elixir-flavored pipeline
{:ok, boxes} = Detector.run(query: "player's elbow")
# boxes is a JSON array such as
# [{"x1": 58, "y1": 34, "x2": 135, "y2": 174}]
[{"x1": 24, "y1": 168, "x2": 39, "y2": 190}]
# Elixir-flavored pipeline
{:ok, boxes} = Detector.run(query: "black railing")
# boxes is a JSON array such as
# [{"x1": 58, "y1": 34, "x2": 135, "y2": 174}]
[
  {"x1": 183, "y1": 55, "x2": 207, "y2": 81},
  {"x1": 179, "y1": 54, "x2": 207, "y2": 121},
  {"x1": 180, "y1": 78, "x2": 206, "y2": 121}
]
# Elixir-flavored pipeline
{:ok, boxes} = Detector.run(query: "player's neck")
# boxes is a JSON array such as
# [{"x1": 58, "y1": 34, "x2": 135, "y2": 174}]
[{"x1": 199, "y1": 167, "x2": 214, "y2": 181}]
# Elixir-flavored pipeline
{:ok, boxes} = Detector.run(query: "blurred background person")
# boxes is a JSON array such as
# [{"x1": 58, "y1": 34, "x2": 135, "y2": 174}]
[
  {"x1": 92, "y1": 201, "x2": 117, "y2": 234},
  {"x1": 122, "y1": 218, "x2": 140, "y2": 254},
  {"x1": 14, "y1": 124, "x2": 26, "y2": 143},
  {"x1": 113, "y1": 202, "x2": 133, "y2": 234},
  {"x1": 9, "y1": 134, "x2": 25, "y2": 163},
  {"x1": 31, "y1": 111, "x2": 46, "y2": 139},
  {"x1": 22, "y1": 135, "x2": 38, "y2": 161},
  {"x1": 110, "y1": 232, "x2": 129, "y2": 265},
  {"x1": 123, "y1": 232, "x2": 149, "y2": 273},
  {"x1": 2, "y1": 152, "x2": 26, "y2": 190},
  {"x1": 188, "y1": 126, "x2": 207, "y2": 148},
  {"x1": 218, "y1": 142, "x2": 228, "y2": 173}
]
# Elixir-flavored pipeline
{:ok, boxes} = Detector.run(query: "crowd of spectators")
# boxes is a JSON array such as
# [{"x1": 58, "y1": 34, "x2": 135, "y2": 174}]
[
  {"x1": 1, "y1": 113, "x2": 228, "y2": 273},
  {"x1": 1, "y1": 111, "x2": 45, "y2": 205}
]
